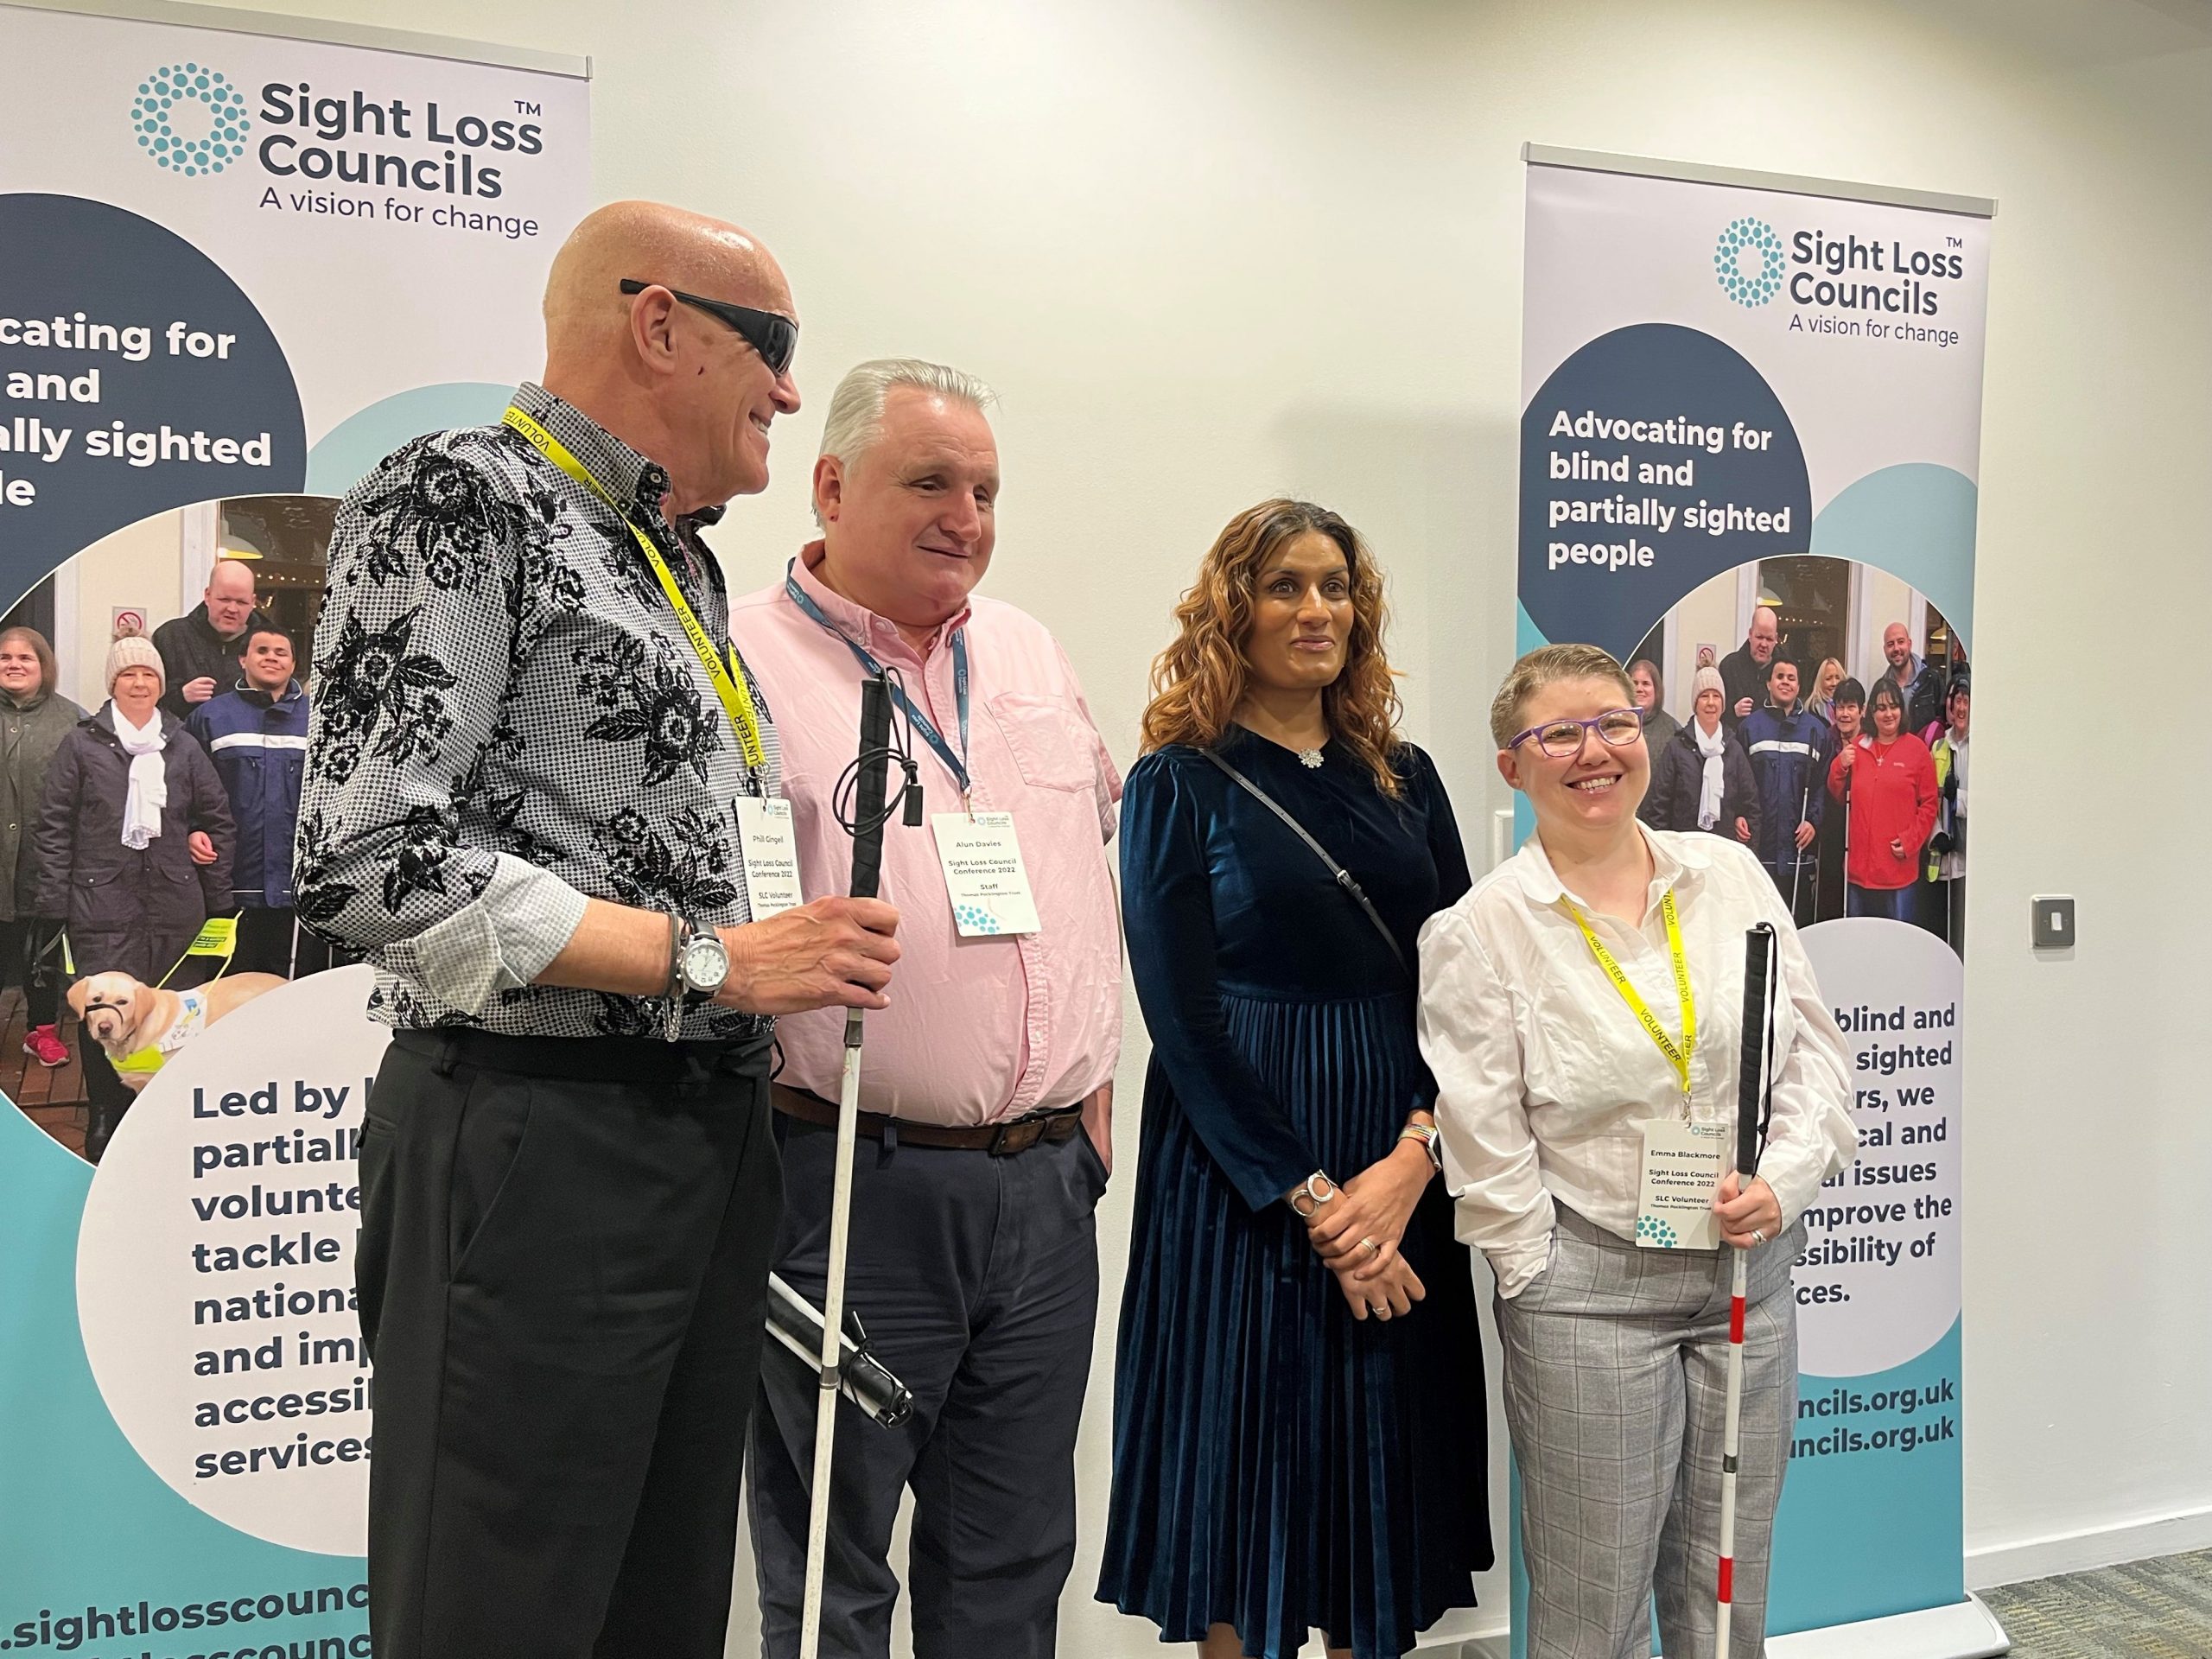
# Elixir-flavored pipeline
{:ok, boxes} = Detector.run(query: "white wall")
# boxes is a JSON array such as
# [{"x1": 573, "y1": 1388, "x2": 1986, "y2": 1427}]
[
  {"x1": 1856, "y1": 567, "x2": 1918, "y2": 690},
  {"x1": 218, "y1": 0, "x2": 2212, "y2": 1639},
  {"x1": 1669, "y1": 566, "x2": 1741, "y2": 721},
  {"x1": 60, "y1": 505, "x2": 188, "y2": 711}
]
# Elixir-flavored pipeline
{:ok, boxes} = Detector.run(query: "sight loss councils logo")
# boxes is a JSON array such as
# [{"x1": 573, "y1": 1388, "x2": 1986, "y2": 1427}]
[
  {"x1": 131, "y1": 63, "x2": 252, "y2": 176},
  {"x1": 1714, "y1": 215, "x2": 1785, "y2": 307}
]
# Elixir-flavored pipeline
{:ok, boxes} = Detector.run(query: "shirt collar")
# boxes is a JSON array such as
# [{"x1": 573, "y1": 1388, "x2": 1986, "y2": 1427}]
[
  {"x1": 512, "y1": 381, "x2": 672, "y2": 524},
  {"x1": 1507, "y1": 818, "x2": 1709, "y2": 911},
  {"x1": 789, "y1": 539, "x2": 972, "y2": 663}
]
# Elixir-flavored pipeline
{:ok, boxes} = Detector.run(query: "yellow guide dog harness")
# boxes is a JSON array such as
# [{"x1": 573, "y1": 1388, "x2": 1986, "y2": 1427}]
[{"x1": 105, "y1": 917, "x2": 239, "y2": 1080}]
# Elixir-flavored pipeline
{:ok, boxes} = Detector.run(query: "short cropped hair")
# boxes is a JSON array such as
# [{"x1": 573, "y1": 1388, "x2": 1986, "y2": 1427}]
[
  {"x1": 1832, "y1": 676, "x2": 1866, "y2": 709},
  {"x1": 1489, "y1": 644, "x2": 1634, "y2": 748},
  {"x1": 814, "y1": 357, "x2": 997, "y2": 528}
]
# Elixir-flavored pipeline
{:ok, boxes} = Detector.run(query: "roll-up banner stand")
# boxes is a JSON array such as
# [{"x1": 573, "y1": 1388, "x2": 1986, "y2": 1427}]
[
  {"x1": 1513, "y1": 146, "x2": 2006, "y2": 1659},
  {"x1": 0, "y1": 3, "x2": 588, "y2": 1650}
]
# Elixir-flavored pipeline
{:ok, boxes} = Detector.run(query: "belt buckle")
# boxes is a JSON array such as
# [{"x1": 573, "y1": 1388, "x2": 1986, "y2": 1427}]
[{"x1": 988, "y1": 1119, "x2": 1039, "y2": 1157}]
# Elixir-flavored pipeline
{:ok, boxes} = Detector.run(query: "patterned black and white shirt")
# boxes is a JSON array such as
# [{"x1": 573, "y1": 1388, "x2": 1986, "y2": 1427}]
[{"x1": 296, "y1": 382, "x2": 781, "y2": 1039}]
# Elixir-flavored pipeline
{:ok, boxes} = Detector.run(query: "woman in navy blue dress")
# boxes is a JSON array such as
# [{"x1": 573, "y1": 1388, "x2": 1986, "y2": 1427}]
[{"x1": 1099, "y1": 499, "x2": 1491, "y2": 1658}]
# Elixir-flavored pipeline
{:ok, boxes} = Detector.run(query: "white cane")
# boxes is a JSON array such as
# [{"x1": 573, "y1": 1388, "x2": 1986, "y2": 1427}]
[
  {"x1": 799, "y1": 676, "x2": 899, "y2": 1659},
  {"x1": 1842, "y1": 757, "x2": 1854, "y2": 919},
  {"x1": 1788, "y1": 777, "x2": 1810, "y2": 921},
  {"x1": 1717, "y1": 923, "x2": 1777, "y2": 1657}
]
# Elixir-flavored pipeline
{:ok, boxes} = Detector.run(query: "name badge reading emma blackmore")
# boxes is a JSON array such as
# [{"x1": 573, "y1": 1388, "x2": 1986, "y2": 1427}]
[{"x1": 1635, "y1": 1117, "x2": 1726, "y2": 1250}]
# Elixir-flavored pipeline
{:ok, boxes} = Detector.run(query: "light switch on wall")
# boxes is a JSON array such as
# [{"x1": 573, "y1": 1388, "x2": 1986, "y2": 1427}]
[{"x1": 2031, "y1": 894, "x2": 2075, "y2": 950}]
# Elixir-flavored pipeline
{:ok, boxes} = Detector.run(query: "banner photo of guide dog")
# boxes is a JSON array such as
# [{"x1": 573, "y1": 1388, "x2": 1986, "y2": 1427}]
[
  {"x1": 0, "y1": 494, "x2": 343, "y2": 1162},
  {"x1": 1625, "y1": 553, "x2": 1971, "y2": 955}
]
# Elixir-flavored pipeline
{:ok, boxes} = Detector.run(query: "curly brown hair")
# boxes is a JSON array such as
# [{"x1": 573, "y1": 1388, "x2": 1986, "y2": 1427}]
[{"x1": 1141, "y1": 499, "x2": 1404, "y2": 798}]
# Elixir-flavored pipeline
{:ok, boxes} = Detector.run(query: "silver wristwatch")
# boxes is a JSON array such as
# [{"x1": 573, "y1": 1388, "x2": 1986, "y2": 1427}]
[
  {"x1": 664, "y1": 917, "x2": 731, "y2": 1040},
  {"x1": 678, "y1": 918, "x2": 731, "y2": 997}
]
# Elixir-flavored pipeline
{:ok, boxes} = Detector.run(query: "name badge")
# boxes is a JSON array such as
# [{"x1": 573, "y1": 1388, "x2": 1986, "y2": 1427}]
[
  {"x1": 734, "y1": 797, "x2": 804, "y2": 919},
  {"x1": 931, "y1": 811, "x2": 1040, "y2": 937},
  {"x1": 1635, "y1": 1117, "x2": 1726, "y2": 1250}
]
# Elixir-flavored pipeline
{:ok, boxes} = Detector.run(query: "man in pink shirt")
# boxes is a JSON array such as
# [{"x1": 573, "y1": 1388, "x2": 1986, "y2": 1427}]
[{"x1": 729, "y1": 359, "x2": 1121, "y2": 1658}]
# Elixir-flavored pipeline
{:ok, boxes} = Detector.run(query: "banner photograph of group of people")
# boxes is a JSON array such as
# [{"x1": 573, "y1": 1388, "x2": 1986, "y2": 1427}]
[
  {"x1": 0, "y1": 494, "x2": 340, "y2": 1161},
  {"x1": 1628, "y1": 553, "x2": 1971, "y2": 956}
]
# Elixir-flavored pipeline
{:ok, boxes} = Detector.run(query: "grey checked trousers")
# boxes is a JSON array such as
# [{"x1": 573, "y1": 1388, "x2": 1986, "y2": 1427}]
[{"x1": 1497, "y1": 1204, "x2": 1805, "y2": 1659}]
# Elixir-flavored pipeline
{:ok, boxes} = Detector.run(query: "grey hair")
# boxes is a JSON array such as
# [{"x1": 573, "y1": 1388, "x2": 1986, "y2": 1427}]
[{"x1": 813, "y1": 358, "x2": 997, "y2": 527}]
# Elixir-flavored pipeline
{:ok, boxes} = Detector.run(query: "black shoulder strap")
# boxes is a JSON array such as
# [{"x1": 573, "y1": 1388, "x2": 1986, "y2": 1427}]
[{"x1": 1202, "y1": 748, "x2": 1409, "y2": 979}]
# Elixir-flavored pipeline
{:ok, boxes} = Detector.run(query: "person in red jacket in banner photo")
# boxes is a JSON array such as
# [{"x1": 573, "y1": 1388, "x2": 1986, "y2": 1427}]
[{"x1": 1826, "y1": 675, "x2": 1936, "y2": 923}]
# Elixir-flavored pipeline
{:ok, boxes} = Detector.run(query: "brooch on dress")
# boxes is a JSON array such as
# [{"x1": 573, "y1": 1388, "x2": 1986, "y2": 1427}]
[{"x1": 1297, "y1": 747, "x2": 1324, "y2": 769}]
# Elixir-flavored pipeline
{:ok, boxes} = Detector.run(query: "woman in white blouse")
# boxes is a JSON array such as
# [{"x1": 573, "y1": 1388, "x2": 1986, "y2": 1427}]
[{"x1": 1418, "y1": 645, "x2": 1855, "y2": 1659}]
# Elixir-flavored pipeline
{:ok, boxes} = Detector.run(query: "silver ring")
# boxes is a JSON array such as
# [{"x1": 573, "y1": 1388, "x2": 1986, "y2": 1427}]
[
  {"x1": 1751, "y1": 1228, "x2": 1767, "y2": 1244},
  {"x1": 1360, "y1": 1236, "x2": 1379, "y2": 1256}
]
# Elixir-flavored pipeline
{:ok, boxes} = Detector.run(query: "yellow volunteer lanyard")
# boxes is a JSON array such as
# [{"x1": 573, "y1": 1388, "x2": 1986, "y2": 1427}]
[
  {"x1": 1563, "y1": 888, "x2": 1696, "y2": 1103},
  {"x1": 501, "y1": 405, "x2": 766, "y2": 770}
]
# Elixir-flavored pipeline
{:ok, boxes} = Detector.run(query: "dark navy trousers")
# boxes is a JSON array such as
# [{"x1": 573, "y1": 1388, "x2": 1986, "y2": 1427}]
[{"x1": 749, "y1": 1114, "x2": 1106, "y2": 1659}]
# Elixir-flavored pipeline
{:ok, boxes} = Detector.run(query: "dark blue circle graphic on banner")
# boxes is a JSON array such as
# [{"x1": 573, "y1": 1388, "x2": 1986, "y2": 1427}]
[
  {"x1": 1519, "y1": 323, "x2": 1810, "y2": 661},
  {"x1": 0, "y1": 193, "x2": 305, "y2": 612}
]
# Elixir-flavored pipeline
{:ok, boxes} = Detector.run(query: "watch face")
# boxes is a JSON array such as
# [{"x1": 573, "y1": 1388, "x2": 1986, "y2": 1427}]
[{"x1": 681, "y1": 935, "x2": 728, "y2": 988}]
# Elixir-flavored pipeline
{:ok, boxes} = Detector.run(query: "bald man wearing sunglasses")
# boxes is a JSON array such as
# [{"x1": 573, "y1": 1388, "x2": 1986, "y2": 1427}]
[{"x1": 298, "y1": 200, "x2": 902, "y2": 1659}]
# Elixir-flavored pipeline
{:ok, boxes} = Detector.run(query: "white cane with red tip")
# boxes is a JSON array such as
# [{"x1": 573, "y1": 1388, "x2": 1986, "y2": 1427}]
[
  {"x1": 799, "y1": 677, "x2": 899, "y2": 1659},
  {"x1": 1717, "y1": 922, "x2": 1777, "y2": 1658}
]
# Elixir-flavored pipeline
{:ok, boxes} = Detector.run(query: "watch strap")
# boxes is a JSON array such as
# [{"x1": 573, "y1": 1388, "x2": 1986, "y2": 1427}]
[
  {"x1": 663, "y1": 913, "x2": 687, "y2": 1043},
  {"x1": 1400, "y1": 1122, "x2": 1443, "y2": 1172}
]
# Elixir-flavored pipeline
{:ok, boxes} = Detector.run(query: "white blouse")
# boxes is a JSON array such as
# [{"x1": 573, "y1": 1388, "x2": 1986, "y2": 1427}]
[{"x1": 1417, "y1": 823, "x2": 1856, "y2": 1298}]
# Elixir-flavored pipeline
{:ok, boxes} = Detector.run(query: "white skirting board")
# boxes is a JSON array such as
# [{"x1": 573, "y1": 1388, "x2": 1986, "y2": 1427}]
[
  {"x1": 1418, "y1": 1596, "x2": 2010, "y2": 1657},
  {"x1": 1965, "y1": 1503, "x2": 2212, "y2": 1589}
]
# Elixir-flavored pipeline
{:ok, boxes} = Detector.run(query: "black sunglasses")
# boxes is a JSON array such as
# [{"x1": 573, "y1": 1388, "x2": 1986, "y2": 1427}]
[{"x1": 620, "y1": 279, "x2": 798, "y2": 377}]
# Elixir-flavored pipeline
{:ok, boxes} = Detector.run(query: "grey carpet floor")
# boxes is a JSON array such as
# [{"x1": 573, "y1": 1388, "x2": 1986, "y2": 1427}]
[{"x1": 1981, "y1": 1548, "x2": 2212, "y2": 1658}]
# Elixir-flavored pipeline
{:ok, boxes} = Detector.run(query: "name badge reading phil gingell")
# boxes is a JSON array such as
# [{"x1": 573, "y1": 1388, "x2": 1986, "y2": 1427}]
[
  {"x1": 1635, "y1": 1117, "x2": 1726, "y2": 1250},
  {"x1": 734, "y1": 797, "x2": 804, "y2": 920},
  {"x1": 931, "y1": 811, "x2": 1041, "y2": 938}
]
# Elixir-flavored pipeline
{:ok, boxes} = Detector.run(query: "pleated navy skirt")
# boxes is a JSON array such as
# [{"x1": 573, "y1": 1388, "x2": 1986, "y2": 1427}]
[{"x1": 1098, "y1": 988, "x2": 1491, "y2": 1658}]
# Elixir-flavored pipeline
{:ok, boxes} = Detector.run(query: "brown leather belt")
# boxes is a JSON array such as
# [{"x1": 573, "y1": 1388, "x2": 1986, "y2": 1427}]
[{"x1": 771, "y1": 1082, "x2": 1084, "y2": 1156}]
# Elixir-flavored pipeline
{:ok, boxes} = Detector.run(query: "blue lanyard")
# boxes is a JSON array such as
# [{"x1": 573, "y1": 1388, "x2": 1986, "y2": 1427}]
[{"x1": 784, "y1": 563, "x2": 970, "y2": 798}]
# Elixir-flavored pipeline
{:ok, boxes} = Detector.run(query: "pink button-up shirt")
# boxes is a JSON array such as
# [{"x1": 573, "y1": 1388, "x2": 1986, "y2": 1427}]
[{"x1": 728, "y1": 543, "x2": 1122, "y2": 1127}]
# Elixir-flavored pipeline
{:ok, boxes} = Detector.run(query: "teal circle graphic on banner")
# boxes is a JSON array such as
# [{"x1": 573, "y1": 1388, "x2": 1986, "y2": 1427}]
[
  {"x1": 1714, "y1": 215, "x2": 1786, "y2": 307},
  {"x1": 1809, "y1": 461, "x2": 1978, "y2": 651},
  {"x1": 132, "y1": 62, "x2": 252, "y2": 176},
  {"x1": 307, "y1": 382, "x2": 518, "y2": 496}
]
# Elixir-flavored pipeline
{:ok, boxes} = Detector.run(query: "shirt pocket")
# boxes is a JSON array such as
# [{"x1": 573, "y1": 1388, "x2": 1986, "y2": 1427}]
[{"x1": 985, "y1": 693, "x2": 1096, "y2": 794}]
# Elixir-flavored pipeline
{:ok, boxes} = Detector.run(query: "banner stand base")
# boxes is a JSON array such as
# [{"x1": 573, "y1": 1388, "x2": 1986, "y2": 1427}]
[
  {"x1": 1435, "y1": 1595, "x2": 2010, "y2": 1658},
  {"x1": 1766, "y1": 1596, "x2": 2010, "y2": 1659}
]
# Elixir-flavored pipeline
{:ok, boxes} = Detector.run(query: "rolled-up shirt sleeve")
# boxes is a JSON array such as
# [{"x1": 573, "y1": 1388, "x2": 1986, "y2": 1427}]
[
  {"x1": 293, "y1": 435, "x2": 588, "y2": 1015},
  {"x1": 1417, "y1": 903, "x2": 1555, "y2": 1297}
]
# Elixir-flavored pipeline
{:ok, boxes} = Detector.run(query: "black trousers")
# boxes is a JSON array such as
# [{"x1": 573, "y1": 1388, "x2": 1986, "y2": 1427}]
[
  {"x1": 749, "y1": 1115, "x2": 1105, "y2": 1659},
  {"x1": 232, "y1": 904, "x2": 341, "y2": 978},
  {"x1": 359, "y1": 1027, "x2": 782, "y2": 1659},
  {"x1": 0, "y1": 915, "x2": 62, "y2": 1027}
]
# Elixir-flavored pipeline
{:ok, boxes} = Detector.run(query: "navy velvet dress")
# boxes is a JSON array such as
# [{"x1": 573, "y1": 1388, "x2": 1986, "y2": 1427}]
[{"x1": 1098, "y1": 729, "x2": 1491, "y2": 1658}]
